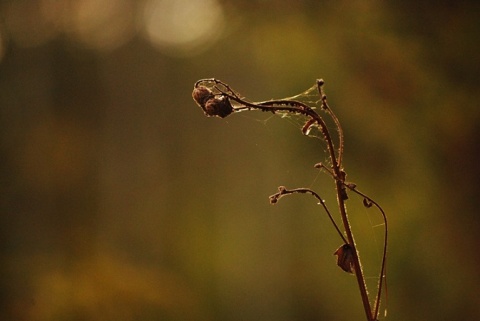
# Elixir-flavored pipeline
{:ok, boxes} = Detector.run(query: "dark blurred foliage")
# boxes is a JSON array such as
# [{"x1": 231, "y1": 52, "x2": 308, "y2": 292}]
[{"x1": 0, "y1": 1, "x2": 479, "y2": 320}]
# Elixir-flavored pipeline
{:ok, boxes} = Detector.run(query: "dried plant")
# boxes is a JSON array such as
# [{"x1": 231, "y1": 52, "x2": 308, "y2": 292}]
[{"x1": 192, "y1": 78, "x2": 388, "y2": 321}]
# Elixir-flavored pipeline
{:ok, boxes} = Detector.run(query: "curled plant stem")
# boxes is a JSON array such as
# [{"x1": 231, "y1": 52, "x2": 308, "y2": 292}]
[
  {"x1": 346, "y1": 185, "x2": 388, "y2": 319},
  {"x1": 192, "y1": 79, "x2": 387, "y2": 321}
]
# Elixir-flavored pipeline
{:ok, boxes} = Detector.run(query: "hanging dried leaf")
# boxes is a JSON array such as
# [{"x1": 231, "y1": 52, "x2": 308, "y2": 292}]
[{"x1": 334, "y1": 244, "x2": 355, "y2": 274}]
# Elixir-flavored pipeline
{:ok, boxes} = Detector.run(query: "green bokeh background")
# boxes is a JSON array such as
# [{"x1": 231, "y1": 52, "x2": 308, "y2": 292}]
[{"x1": 1, "y1": 1, "x2": 479, "y2": 320}]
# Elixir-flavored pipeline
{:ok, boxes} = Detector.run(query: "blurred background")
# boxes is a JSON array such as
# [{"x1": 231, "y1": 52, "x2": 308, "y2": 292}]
[{"x1": 1, "y1": 0, "x2": 479, "y2": 320}]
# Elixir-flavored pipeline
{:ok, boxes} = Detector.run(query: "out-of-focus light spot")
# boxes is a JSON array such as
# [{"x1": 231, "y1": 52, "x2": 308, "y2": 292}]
[
  {"x1": 3, "y1": 0, "x2": 62, "y2": 48},
  {"x1": 142, "y1": 0, "x2": 225, "y2": 57},
  {"x1": 69, "y1": 0, "x2": 136, "y2": 52}
]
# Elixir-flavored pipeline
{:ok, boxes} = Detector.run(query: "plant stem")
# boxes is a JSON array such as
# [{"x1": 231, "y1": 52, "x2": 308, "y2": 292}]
[
  {"x1": 193, "y1": 79, "x2": 387, "y2": 321},
  {"x1": 317, "y1": 110, "x2": 374, "y2": 321},
  {"x1": 315, "y1": 81, "x2": 374, "y2": 321},
  {"x1": 336, "y1": 182, "x2": 373, "y2": 320}
]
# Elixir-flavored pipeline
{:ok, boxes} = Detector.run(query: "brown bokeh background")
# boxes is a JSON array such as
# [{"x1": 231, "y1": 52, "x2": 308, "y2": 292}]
[{"x1": 1, "y1": 1, "x2": 479, "y2": 320}]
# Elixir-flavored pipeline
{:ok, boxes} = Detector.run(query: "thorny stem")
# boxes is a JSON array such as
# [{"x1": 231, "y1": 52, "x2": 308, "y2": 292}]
[
  {"x1": 192, "y1": 79, "x2": 387, "y2": 321},
  {"x1": 336, "y1": 182, "x2": 373, "y2": 320},
  {"x1": 317, "y1": 82, "x2": 345, "y2": 169},
  {"x1": 314, "y1": 83, "x2": 374, "y2": 321},
  {"x1": 315, "y1": 163, "x2": 388, "y2": 319}
]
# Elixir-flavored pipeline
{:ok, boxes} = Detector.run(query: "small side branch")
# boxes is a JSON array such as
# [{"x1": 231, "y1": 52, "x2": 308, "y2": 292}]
[{"x1": 269, "y1": 186, "x2": 348, "y2": 244}]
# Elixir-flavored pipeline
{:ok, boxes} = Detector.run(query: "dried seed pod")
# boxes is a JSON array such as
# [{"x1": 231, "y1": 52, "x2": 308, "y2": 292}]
[
  {"x1": 334, "y1": 244, "x2": 355, "y2": 274},
  {"x1": 192, "y1": 86, "x2": 214, "y2": 109},
  {"x1": 204, "y1": 96, "x2": 234, "y2": 118}
]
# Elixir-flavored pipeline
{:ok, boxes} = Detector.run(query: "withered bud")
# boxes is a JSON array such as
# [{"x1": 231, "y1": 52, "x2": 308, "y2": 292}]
[
  {"x1": 363, "y1": 198, "x2": 373, "y2": 208},
  {"x1": 314, "y1": 163, "x2": 323, "y2": 169},
  {"x1": 346, "y1": 182, "x2": 357, "y2": 189},
  {"x1": 204, "y1": 96, "x2": 233, "y2": 118},
  {"x1": 192, "y1": 86, "x2": 214, "y2": 108},
  {"x1": 302, "y1": 118, "x2": 316, "y2": 135},
  {"x1": 269, "y1": 195, "x2": 278, "y2": 204}
]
